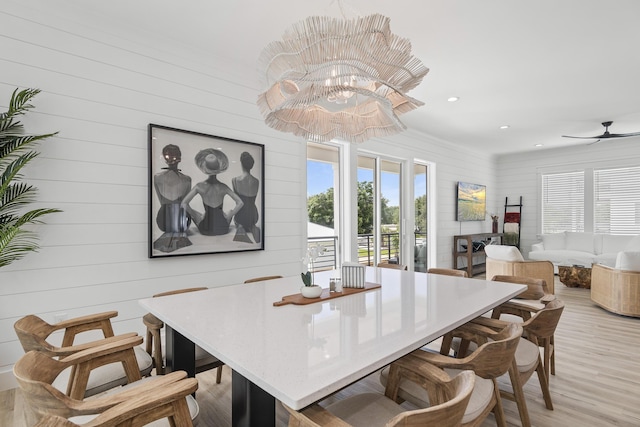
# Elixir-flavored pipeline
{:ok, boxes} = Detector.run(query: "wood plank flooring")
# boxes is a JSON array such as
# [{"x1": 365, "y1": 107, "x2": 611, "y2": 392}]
[{"x1": 2, "y1": 278, "x2": 640, "y2": 426}]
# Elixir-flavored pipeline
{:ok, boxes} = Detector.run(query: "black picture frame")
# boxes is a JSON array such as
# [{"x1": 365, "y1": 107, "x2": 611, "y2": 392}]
[{"x1": 148, "y1": 124, "x2": 265, "y2": 258}]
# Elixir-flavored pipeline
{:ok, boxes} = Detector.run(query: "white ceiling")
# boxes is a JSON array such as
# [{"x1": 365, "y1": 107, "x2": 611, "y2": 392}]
[{"x1": 65, "y1": 0, "x2": 640, "y2": 155}]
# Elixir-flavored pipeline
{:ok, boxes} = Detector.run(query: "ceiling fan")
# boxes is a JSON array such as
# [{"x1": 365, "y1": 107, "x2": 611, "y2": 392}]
[{"x1": 562, "y1": 121, "x2": 640, "y2": 143}]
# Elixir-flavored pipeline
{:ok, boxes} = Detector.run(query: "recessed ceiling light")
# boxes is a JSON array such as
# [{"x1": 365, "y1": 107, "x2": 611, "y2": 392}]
[
  {"x1": 499, "y1": 125, "x2": 510, "y2": 129},
  {"x1": 447, "y1": 96, "x2": 459, "y2": 102},
  {"x1": 535, "y1": 144, "x2": 543, "y2": 147}
]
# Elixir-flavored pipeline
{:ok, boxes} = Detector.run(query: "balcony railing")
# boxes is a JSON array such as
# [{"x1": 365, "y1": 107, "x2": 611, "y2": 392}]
[{"x1": 307, "y1": 232, "x2": 428, "y2": 272}]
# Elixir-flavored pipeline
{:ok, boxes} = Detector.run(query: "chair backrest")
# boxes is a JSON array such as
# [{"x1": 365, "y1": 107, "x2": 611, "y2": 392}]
[
  {"x1": 491, "y1": 275, "x2": 548, "y2": 299},
  {"x1": 522, "y1": 299, "x2": 565, "y2": 341},
  {"x1": 14, "y1": 316, "x2": 59, "y2": 355},
  {"x1": 14, "y1": 311, "x2": 118, "y2": 356},
  {"x1": 153, "y1": 287, "x2": 208, "y2": 298},
  {"x1": 428, "y1": 268, "x2": 469, "y2": 277},
  {"x1": 18, "y1": 350, "x2": 197, "y2": 427},
  {"x1": 386, "y1": 369, "x2": 475, "y2": 427},
  {"x1": 377, "y1": 262, "x2": 408, "y2": 271},
  {"x1": 457, "y1": 323, "x2": 523, "y2": 379},
  {"x1": 244, "y1": 275, "x2": 283, "y2": 283}
]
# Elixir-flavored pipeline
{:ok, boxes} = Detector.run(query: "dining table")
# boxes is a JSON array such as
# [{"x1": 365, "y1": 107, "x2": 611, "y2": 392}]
[{"x1": 139, "y1": 266, "x2": 525, "y2": 427}]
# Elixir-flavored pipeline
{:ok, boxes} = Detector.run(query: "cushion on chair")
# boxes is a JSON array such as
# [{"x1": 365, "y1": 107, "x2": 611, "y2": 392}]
[
  {"x1": 484, "y1": 245, "x2": 525, "y2": 262},
  {"x1": 68, "y1": 376, "x2": 199, "y2": 426},
  {"x1": 512, "y1": 338, "x2": 539, "y2": 373},
  {"x1": 325, "y1": 392, "x2": 405, "y2": 427},
  {"x1": 379, "y1": 366, "x2": 493, "y2": 424},
  {"x1": 541, "y1": 233, "x2": 566, "y2": 250},
  {"x1": 615, "y1": 251, "x2": 640, "y2": 271},
  {"x1": 53, "y1": 346, "x2": 153, "y2": 397},
  {"x1": 451, "y1": 337, "x2": 538, "y2": 377}
]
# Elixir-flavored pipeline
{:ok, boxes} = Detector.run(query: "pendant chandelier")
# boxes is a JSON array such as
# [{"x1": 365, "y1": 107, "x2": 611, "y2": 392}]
[{"x1": 257, "y1": 13, "x2": 429, "y2": 144}]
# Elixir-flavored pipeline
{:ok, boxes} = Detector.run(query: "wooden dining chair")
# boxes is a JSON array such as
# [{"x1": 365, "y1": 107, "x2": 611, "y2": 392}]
[
  {"x1": 14, "y1": 347, "x2": 198, "y2": 427},
  {"x1": 14, "y1": 311, "x2": 153, "y2": 398},
  {"x1": 143, "y1": 287, "x2": 224, "y2": 382},
  {"x1": 377, "y1": 262, "x2": 408, "y2": 271},
  {"x1": 244, "y1": 275, "x2": 283, "y2": 283},
  {"x1": 381, "y1": 323, "x2": 523, "y2": 427},
  {"x1": 285, "y1": 362, "x2": 475, "y2": 427},
  {"x1": 490, "y1": 276, "x2": 554, "y2": 320},
  {"x1": 428, "y1": 268, "x2": 469, "y2": 277},
  {"x1": 489, "y1": 275, "x2": 558, "y2": 380},
  {"x1": 469, "y1": 300, "x2": 565, "y2": 427}
]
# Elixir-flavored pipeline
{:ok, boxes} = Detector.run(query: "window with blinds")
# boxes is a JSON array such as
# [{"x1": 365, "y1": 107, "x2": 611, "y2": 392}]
[
  {"x1": 541, "y1": 171, "x2": 584, "y2": 233},
  {"x1": 595, "y1": 166, "x2": 640, "y2": 234}
]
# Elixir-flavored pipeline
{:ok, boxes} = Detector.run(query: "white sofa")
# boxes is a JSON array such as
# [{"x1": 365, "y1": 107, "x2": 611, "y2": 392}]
[{"x1": 529, "y1": 232, "x2": 640, "y2": 272}]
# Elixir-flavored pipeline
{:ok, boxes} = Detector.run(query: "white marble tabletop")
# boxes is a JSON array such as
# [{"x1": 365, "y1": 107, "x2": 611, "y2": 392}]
[{"x1": 139, "y1": 267, "x2": 524, "y2": 410}]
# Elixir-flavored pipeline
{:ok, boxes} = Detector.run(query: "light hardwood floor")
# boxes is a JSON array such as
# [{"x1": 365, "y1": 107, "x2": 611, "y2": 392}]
[{"x1": 2, "y1": 278, "x2": 639, "y2": 426}]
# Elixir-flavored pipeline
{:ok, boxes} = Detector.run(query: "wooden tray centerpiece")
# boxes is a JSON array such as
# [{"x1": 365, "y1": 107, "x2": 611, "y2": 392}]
[{"x1": 273, "y1": 282, "x2": 381, "y2": 306}]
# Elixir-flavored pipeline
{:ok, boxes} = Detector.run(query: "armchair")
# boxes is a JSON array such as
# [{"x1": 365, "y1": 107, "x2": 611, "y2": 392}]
[
  {"x1": 15, "y1": 346, "x2": 198, "y2": 427},
  {"x1": 284, "y1": 361, "x2": 475, "y2": 427},
  {"x1": 591, "y1": 260, "x2": 640, "y2": 317},
  {"x1": 470, "y1": 299, "x2": 565, "y2": 427},
  {"x1": 485, "y1": 245, "x2": 555, "y2": 294},
  {"x1": 14, "y1": 312, "x2": 153, "y2": 398},
  {"x1": 381, "y1": 323, "x2": 523, "y2": 427}
]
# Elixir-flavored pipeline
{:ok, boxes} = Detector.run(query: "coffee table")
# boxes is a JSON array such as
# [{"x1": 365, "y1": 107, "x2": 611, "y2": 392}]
[{"x1": 558, "y1": 264, "x2": 592, "y2": 289}]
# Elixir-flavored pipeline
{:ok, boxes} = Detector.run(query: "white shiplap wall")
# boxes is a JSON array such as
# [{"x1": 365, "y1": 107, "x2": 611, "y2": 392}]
[
  {"x1": 0, "y1": 1, "x2": 499, "y2": 389},
  {"x1": 497, "y1": 140, "x2": 640, "y2": 257}
]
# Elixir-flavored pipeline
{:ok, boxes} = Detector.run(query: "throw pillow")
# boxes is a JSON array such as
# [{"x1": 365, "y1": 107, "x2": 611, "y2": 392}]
[
  {"x1": 624, "y1": 235, "x2": 640, "y2": 252},
  {"x1": 484, "y1": 245, "x2": 525, "y2": 262},
  {"x1": 603, "y1": 234, "x2": 634, "y2": 254},
  {"x1": 566, "y1": 232, "x2": 594, "y2": 252},
  {"x1": 615, "y1": 251, "x2": 640, "y2": 271},
  {"x1": 541, "y1": 232, "x2": 566, "y2": 250}
]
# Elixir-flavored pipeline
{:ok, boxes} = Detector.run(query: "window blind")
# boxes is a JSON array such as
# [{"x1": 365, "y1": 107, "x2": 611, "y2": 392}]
[
  {"x1": 594, "y1": 166, "x2": 640, "y2": 234},
  {"x1": 541, "y1": 171, "x2": 584, "y2": 233}
]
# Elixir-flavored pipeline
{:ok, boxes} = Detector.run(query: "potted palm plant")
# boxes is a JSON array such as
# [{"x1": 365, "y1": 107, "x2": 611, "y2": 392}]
[{"x1": 0, "y1": 88, "x2": 60, "y2": 268}]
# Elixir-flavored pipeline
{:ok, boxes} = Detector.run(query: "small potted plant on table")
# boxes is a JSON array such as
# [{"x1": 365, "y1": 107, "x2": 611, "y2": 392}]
[{"x1": 300, "y1": 245, "x2": 325, "y2": 298}]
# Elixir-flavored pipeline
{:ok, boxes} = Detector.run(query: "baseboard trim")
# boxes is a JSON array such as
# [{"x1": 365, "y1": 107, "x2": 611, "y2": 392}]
[{"x1": 0, "y1": 368, "x2": 18, "y2": 391}]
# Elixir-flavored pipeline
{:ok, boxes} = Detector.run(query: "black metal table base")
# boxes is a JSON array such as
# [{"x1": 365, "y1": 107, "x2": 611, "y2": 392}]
[
  {"x1": 165, "y1": 326, "x2": 276, "y2": 427},
  {"x1": 232, "y1": 370, "x2": 276, "y2": 427}
]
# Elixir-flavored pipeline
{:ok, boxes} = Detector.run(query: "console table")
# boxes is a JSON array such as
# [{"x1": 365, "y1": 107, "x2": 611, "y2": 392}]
[{"x1": 453, "y1": 233, "x2": 504, "y2": 277}]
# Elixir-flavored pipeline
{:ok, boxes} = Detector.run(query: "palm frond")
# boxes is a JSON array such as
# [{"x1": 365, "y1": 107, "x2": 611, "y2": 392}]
[
  {"x1": 0, "y1": 227, "x2": 40, "y2": 268},
  {"x1": 0, "y1": 133, "x2": 58, "y2": 158},
  {"x1": 0, "y1": 183, "x2": 37, "y2": 218},
  {"x1": 0, "y1": 152, "x2": 40, "y2": 187},
  {"x1": 0, "y1": 88, "x2": 60, "y2": 269}
]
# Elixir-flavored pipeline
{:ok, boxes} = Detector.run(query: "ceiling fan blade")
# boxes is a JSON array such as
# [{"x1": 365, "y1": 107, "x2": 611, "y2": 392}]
[
  {"x1": 602, "y1": 132, "x2": 640, "y2": 138},
  {"x1": 562, "y1": 135, "x2": 601, "y2": 139},
  {"x1": 587, "y1": 139, "x2": 601, "y2": 145}
]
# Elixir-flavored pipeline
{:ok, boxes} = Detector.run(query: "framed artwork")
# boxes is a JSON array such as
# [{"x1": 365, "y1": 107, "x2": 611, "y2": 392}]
[
  {"x1": 148, "y1": 124, "x2": 265, "y2": 258},
  {"x1": 456, "y1": 181, "x2": 486, "y2": 221}
]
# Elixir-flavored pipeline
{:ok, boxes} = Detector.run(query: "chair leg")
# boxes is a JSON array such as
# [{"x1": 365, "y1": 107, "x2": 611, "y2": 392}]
[
  {"x1": 536, "y1": 357, "x2": 554, "y2": 410},
  {"x1": 491, "y1": 378, "x2": 507, "y2": 427},
  {"x1": 152, "y1": 329, "x2": 164, "y2": 375},
  {"x1": 550, "y1": 335, "x2": 556, "y2": 376},
  {"x1": 507, "y1": 360, "x2": 531, "y2": 427},
  {"x1": 216, "y1": 365, "x2": 223, "y2": 384},
  {"x1": 543, "y1": 339, "x2": 552, "y2": 383},
  {"x1": 145, "y1": 330, "x2": 153, "y2": 357}
]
